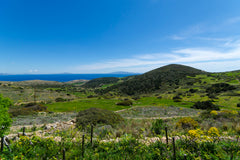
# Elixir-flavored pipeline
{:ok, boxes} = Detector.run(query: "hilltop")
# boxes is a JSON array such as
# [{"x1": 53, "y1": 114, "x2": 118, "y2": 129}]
[{"x1": 94, "y1": 64, "x2": 207, "y2": 95}]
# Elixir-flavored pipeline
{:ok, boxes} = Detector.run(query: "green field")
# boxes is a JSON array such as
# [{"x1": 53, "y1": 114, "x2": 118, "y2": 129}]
[
  {"x1": 46, "y1": 96, "x2": 194, "y2": 112},
  {"x1": 46, "y1": 98, "x2": 131, "y2": 112}
]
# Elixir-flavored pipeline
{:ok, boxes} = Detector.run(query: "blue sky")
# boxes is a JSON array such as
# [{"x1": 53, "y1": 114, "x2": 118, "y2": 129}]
[{"x1": 1, "y1": 0, "x2": 240, "y2": 74}]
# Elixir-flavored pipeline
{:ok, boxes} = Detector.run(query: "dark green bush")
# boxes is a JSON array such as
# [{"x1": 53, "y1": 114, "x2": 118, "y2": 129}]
[
  {"x1": 191, "y1": 100, "x2": 220, "y2": 110},
  {"x1": 207, "y1": 93, "x2": 218, "y2": 99},
  {"x1": 116, "y1": 100, "x2": 133, "y2": 106},
  {"x1": 132, "y1": 96, "x2": 140, "y2": 100},
  {"x1": 172, "y1": 95, "x2": 182, "y2": 102},
  {"x1": 23, "y1": 102, "x2": 37, "y2": 107},
  {"x1": 87, "y1": 95, "x2": 97, "y2": 98},
  {"x1": 189, "y1": 88, "x2": 198, "y2": 93},
  {"x1": 157, "y1": 96, "x2": 162, "y2": 99},
  {"x1": 83, "y1": 77, "x2": 119, "y2": 88},
  {"x1": 76, "y1": 108, "x2": 124, "y2": 128},
  {"x1": 0, "y1": 94, "x2": 12, "y2": 137},
  {"x1": 206, "y1": 83, "x2": 236, "y2": 94},
  {"x1": 200, "y1": 110, "x2": 212, "y2": 119},
  {"x1": 151, "y1": 119, "x2": 166, "y2": 135},
  {"x1": 9, "y1": 104, "x2": 48, "y2": 117},
  {"x1": 55, "y1": 97, "x2": 67, "y2": 102}
]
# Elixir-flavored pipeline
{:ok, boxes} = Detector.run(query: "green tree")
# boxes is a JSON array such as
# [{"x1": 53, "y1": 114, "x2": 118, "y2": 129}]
[{"x1": 0, "y1": 94, "x2": 12, "y2": 137}]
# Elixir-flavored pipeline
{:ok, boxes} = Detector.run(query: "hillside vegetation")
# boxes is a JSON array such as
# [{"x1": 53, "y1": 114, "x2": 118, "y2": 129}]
[
  {"x1": 82, "y1": 77, "x2": 120, "y2": 88},
  {"x1": 95, "y1": 64, "x2": 206, "y2": 95}
]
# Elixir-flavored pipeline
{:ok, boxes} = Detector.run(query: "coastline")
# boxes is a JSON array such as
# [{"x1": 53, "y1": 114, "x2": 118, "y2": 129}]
[{"x1": 0, "y1": 73, "x2": 139, "y2": 82}]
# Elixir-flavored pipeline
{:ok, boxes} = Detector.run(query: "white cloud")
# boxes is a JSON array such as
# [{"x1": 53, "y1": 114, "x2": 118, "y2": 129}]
[
  {"x1": 188, "y1": 60, "x2": 240, "y2": 72},
  {"x1": 171, "y1": 17, "x2": 240, "y2": 41},
  {"x1": 29, "y1": 69, "x2": 39, "y2": 73},
  {"x1": 170, "y1": 24, "x2": 206, "y2": 41},
  {"x1": 226, "y1": 17, "x2": 240, "y2": 24},
  {"x1": 196, "y1": 37, "x2": 232, "y2": 42},
  {"x1": 73, "y1": 39, "x2": 240, "y2": 73},
  {"x1": 170, "y1": 35, "x2": 186, "y2": 40}
]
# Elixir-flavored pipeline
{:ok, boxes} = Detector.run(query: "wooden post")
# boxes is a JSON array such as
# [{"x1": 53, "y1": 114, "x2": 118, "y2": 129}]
[
  {"x1": 230, "y1": 153, "x2": 233, "y2": 160},
  {"x1": 33, "y1": 88, "x2": 37, "y2": 104},
  {"x1": 23, "y1": 127, "x2": 25, "y2": 136},
  {"x1": 1, "y1": 137, "x2": 4, "y2": 152},
  {"x1": 165, "y1": 127, "x2": 168, "y2": 146},
  {"x1": 91, "y1": 124, "x2": 93, "y2": 146},
  {"x1": 82, "y1": 134, "x2": 85, "y2": 158},
  {"x1": 63, "y1": 148, "x2": 66, "y2": 160},
  {"x1": 172, "y1": 137, "x2": 176, "y2": 160},
  {"x1": 184, "y1": 154, "x2": 187, "y2": 160}
]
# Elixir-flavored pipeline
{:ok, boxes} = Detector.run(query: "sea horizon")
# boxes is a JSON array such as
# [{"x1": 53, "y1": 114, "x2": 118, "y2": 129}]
[{"x1": 0, "y1": 73, "x2": 140, "y2": 82}]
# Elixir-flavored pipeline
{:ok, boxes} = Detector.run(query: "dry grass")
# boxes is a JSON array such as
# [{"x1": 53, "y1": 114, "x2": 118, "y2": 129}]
[{"x1": 117, "y1": 106, "x2": 201, "y2": 119}]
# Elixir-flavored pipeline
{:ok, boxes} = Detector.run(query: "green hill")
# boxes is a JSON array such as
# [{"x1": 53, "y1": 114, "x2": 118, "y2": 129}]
[
  {"x1": 96, "y1": 64, "x2": 207, "y2": 95},
  {"x1": 82, "y1": 77, "x2": 120, "y2": 88}
]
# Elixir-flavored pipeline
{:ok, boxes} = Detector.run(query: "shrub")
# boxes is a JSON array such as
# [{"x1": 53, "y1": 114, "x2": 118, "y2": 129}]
[
  {"x1": 0, "y1": 94, "x2": 12, "y2": 137},
  {"x1": 207, "y1": 93, "x2": 218, "y2": 99},
  {"x1": 206, "y1": 83, "x2": 236, "y2": 94},
  {"x1": 132, "y1": 96, "x2": 140, "y2": 100},
  {"x1": 95, "y1": 125, "x2": 113, "y2": 139},
  {"x1": 200, "y1": 110, "x2": 212, "y2": 119},
  {"x1": 210, "y1": 110, "x2": 218, "y2": 116},
  {"x1": 76, "y1": 108, "x2": 124, "y2": 128},
  {"x1": 55, "y1": 97, "x2": 67, "y2": 102},
  {"x1": 237, "y1": 103, "x2": 240, "y2": 107},
  {"x1": 191, "y1": 100, "x2": 220, "y2": 110},
  {"x1": 176, "y1": 117, "x2": 198, "y2": 129},
  {"x1": 157, "y1": 96, "x2": 162, "y2": 99},
  {"x1": 172, "y1": 95, "x2": 182, "y2": 102},
  {"x1": 24, "y1": 102, "x2": 37, "y2": 107},
  {"x1": 201, "y1": 110, "x2": 238, "y2": 120},
  {"x1": 218, "y1": 110, "x2": 238, "y2": 117},
  {"x1": 208, "y1": 127, "x2": 220, "y2": 138},
  {"x1": 116, "y1": 100, "x2": 133, "y2": 106},
  {"x1": 189, "y1": 88, "x2": 198, "y2": 93},
  {"x1": 87, "y1": 95, "x2": 97, "y2": 98},
  {"x1": 188, "y1": 129, "x2": 203, "y2": 140},
  {"x1": 151, "y1": 119, "x2": 166, "y2": 135},
  {"x1": 9, "y1": 104, "x2": 48, "y2": 117}
]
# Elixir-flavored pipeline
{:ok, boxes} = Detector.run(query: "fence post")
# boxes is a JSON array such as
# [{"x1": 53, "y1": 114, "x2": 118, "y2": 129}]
[
  {"x1": 23, "y1": 127, "x2": 26, "y2": 136},
  {"x1": 172, "y1": 137, "x2": 176, "y2": 160},
  {"x1": 165, "y1": 127, "x2": 168, "y2": 146},
  {"x1": 230, "y1": 153, "x2": 233, "y2": 160},
  {"x1": 82, "y1": 134, "x2": 85, "y2": 158},
  {"x1": 63, "y1": 148, "x2": 66, "y2": 160},
  {"x1": 91, "y1": 124, "x2": 93, "y2": 146},
  {"x1": 184, "y1": 154, "x2": 187, "y2": 160},
  {"x1": 1, "y1": 136, "x2": 4, "y2": 152}
]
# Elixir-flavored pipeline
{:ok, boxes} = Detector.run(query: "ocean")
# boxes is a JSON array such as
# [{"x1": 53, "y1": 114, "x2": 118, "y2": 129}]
[{"x1": 0, "y1": 74, "x2": 139, "y2": 82}]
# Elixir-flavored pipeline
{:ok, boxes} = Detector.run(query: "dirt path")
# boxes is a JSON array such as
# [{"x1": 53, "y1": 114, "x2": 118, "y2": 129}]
[{"x1": 123, "y1": 115, "x2": 198, "y2": 120}]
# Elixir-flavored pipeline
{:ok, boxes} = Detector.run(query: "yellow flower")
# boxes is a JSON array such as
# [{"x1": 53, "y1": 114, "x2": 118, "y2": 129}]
[
  {"x1": 210, "y1": 110, "x2": 218, "y2": 116},
  {"x1": 188, "y1": 129, "x2": 203, "y2": 139},
  {"x1": 231, "y1": 110, "x2": 238, "y2": 115},
  {"x1": 208, "y1": 127, "x2": 220, "y2": 137},
  {"x1": 176, "y1": 117, "x2": 199, "y2": 129}
]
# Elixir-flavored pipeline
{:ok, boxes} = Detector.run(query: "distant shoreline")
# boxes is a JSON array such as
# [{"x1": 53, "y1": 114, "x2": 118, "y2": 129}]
[{"x1": 0, "y1": 73, "x2": 140, "y2": 82}]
